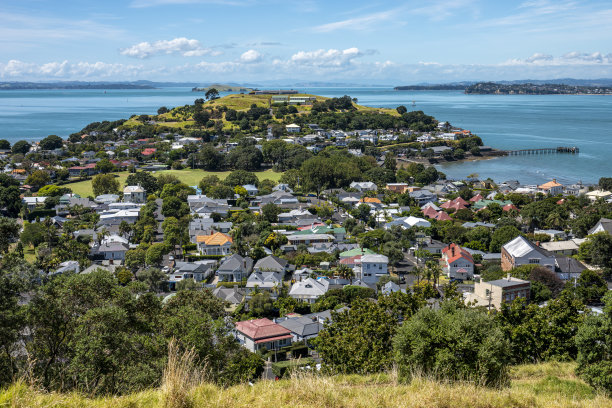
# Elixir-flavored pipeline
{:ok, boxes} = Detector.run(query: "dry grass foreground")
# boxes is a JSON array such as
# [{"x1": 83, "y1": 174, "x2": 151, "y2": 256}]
[{"x1": 1, "y1": 360, "x2": 610, "y2": 408}]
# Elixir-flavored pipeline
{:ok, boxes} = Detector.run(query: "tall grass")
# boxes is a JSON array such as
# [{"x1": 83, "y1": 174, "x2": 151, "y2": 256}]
[{"x1": 0, "y1": 362, "x2": 609, "y2": 408}]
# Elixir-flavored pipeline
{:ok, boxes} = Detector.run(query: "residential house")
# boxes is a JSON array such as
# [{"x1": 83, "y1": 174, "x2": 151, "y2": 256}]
[
  {"x1": 253, "y1": 255, "x2": 291, "y2": 275},
  {"x1": 538, "y1": 179, "x2": 563, "y2": 195},
  {"x1": 588, "y1": 218, "x2": 612, "y2": 235},
  {"x1": 196, "y1": 232, "x2": 232, "y2": 256},
  {"x1": 586, "y1": 190, "x2": 612, "y2": 202},
  {"x1": 278, "y1": 316, "x2": 323, "y2": 344},
  {"x1": 287, "y1": 233, "x2": 334, "y2": 246},
  {"x1": 501, "y1": 235, "x2": 555, "y2": 271},
  {"x1": 358, "y1": 254, "x2": 389, "y2": 284},
  {"x1": 217, "y1": 254, "x2": 253, "y2": 282},
  {"x1": 409, "y1": 190, "x2": 436, "y2": 206},
  {"x1": 168, "y1": 261, "x2": 215, "y2": 288},
  {"x1": 213, "y1": 287, "x2": 245, "y2": 305},
  {"x1": 386, "y1": 183, "x2": 410, "y2": 194},
  {"x1": 242, "y1": 184, "x2": 258, "y2": 196},
  {"x1": 555, "y1": 257, "x2": 587, "y2": 281},
  {"x1": 381, "y1": 281, "x2": 402, "y2": 295},
  {"x1": 246, "y1": 271, "x2": 283, "y2": 294},
  {"x1": 234, "y1": 318, "x2": 292, "y2": 353},
  {"x1": 23, "y1": 196, "x2": 47, "y2": 211},
  {"x1": 442, "y1": 243, "x2": 475, "y2": 280},
  {"x1": 123, "y1": 185, "x2": 146, "y2": 203},
  {"x1": 349, "y1": 181, "x2": 378, "y2": 192},
  {"x1": 534, "y1": 229, "x2": 567, "y2": 240},
  {"x1": 286, "y1": 124, "x2": 301, "y2": 133},
  {"x1": 288, "y1": 278, "x2": 329, "y2": 303},
  {"x1": 465, "y1": 275, "x2": 531, "y2": 309},
  {"x1": 540, "y1": 239, "x2": 585, "y2": 256},
  {"x1": 94, "y1": 242, "x2": 129, "y2": 261}
]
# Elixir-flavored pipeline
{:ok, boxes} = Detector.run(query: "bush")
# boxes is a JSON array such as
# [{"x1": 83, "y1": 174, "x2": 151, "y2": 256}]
[
  {"x1": 393, "y1": 302, "x2": 510, "y2": 387},
  {"x1": 271, "y1": 358, "x2": 315, "y2": 378}
]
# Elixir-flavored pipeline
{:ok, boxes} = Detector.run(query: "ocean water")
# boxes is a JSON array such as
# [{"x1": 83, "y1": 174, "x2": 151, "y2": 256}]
[{"x1": 0, "y1": 86, "x2": 610, "y2": 185}]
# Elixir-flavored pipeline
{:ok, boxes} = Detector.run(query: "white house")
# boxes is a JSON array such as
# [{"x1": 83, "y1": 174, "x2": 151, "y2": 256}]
[
  {"x1": 195, "y1": 232, "x2": 233, "y2": 256},
  {"x1": 501, "y1": 235, "x2": 556, "y2": 271},
  {"x1": 123, "y1": 185, "x2": 146, "y2": 203},
  {"x1": 288, "y1": 278, "x2": 329, "y2": 304},
  {"x1": 537, "y1": 180, "x2": 563, "y2": 196},
  {"x1": 349, "y1": 181, "x2": 378, "y2": 192},
  {"x1": 358, "y1": 254, "x2": 389, "y2": 284},
  {"x1": 286, "y1": 123, "x2": 301, "y2": 133},
  {"x1": 441, "y1": 243, "x2": 475, "y2": 280}
]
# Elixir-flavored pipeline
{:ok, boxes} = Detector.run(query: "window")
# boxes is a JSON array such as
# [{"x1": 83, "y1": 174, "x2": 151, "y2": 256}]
[{"x1": 529, "y1": 258, "x2": 540, "y2": 264}]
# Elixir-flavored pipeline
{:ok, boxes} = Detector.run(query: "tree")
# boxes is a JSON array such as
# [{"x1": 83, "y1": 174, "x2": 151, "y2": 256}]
[
  {"x1": 205, "y1": 88, "x2": 220, "y2": 100},
  {"x1": 314, "y1": 299, "x2": 398, "y2": 374},
  {"x1": 20, "y1": 221, "x2": 46, "y2": 248},
  {"x1": 39, "y1": 135, "x2": 63, "y2": 151},
  {"x1": 125, "y1": 171, "x2": 158, "y2": 194},
  {"x1": 0, "y1": 139, "x2": 10, "y2": 150},
  {"x1": 12, "y1": 140, "x2": 31, "y2": 155},
  {"x1": 95, "y1": 158, "x2": 116, "y2": 174},
  {"x1": 92, "y1": 173, "x2": 120, "y2": 196},
  {"x1": 125, "y1": 246, "x2": 146, "y2": 270},
  {"x1": 578, "y1": 232, "x2": 612, "y2": 271},
  {"x1": 25, "y1": 170, "x2": 51, "y2": 190},
  {"x1": 193, "y1": 110, "x2": 211, "y2": 127},
  {"x1": 394, "y1": 302, "x2": 510, "y2": 387},
  {"x1": 575, "y1": 291, "x2": 612, "y2": 395},
  {"x1": 145, "y1": 244, "x2": 168, "y2": 267},
  {"x1": 226, "y1": 145, "x2": 263, "y2": 171},
  {"x1": 198, "y1": 145, "x2": 224, "y2": 170},
  {"x1": 599, "y1": 177, "x2": 612, "y2": 191},
  {"x1": 0, "y1": 217, "x2": 20, "y2": 254},
  {"x1": 574, "y1": 269, "x2": 608, "y2": 305},
  {"x1": 161, "y1": 196, "x2": 189, "y2": 218},
  {"x1": 396, "y1": 105, "x2": 407, "y2": 114},
  {"x1": 157, "y1": 106, "x2": 169, "y2": 114},
  {"x1": 224, "y1": 170, "x2": 258, "y2": 188},
  {"x1": 261, "y1": 203, "x2": 282, "y2": 223},
  {"x1": 489, "y1": 225, "x2": 521, "y2": 252}
]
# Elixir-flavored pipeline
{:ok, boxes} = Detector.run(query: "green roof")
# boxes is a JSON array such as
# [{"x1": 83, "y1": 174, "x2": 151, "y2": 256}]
[
  {"x1": 339, "y1": 248, "x2": 376, "y2": 257},
  {"x1": 472, "y1": 199, "x2": 512, "y2": 210},
  {"x1": 294, "y1": 226, "x2": 346, "y2": 235}
]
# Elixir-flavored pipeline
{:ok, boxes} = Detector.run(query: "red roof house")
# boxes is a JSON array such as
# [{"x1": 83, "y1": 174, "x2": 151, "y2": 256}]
[
  {"x1": 433, "y1": 211, "x2": 452, "y2": 221},
  {"x1": 234, "y1": 318, "x2": 292, "y2": 352},
  {"x1": 470, "y1": 194, "x2": 483, "y2": 202},
  {"x1": 141, "y1": 148, "x2": 157, "y2": 156}
]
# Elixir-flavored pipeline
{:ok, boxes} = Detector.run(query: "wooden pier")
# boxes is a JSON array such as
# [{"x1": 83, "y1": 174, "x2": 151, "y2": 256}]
[{"x1": 506, "y1": 146, "x2": 579, "y2": 156}]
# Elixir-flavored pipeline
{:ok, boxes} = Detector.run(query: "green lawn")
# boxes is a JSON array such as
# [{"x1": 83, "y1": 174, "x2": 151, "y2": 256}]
[{"x1": 62, "y1": 169, "x2": 284, "y2": 197}]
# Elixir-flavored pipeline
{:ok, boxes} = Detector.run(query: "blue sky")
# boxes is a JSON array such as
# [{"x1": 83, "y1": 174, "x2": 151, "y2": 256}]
[{"x1": 1, "y1": 0, "x2": 612, "y2": 83}]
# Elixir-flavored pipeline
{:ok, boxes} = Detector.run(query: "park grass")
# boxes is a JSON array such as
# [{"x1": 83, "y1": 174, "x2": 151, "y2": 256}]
[
  {"x1": 62, "y1": 169, "x2": 283, "y2": 197},
  {"x1": 1, "y1": 362, "x2": 608, "y2": 408}
]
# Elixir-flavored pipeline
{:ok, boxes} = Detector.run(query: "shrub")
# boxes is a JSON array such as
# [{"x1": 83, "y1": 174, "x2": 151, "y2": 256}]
[
  {"x1": 271, "y1": 358, "x2": 315, "y2": 378},
  {"x1": 393, "y1": 302, "x2": 510, "y2": 387}
]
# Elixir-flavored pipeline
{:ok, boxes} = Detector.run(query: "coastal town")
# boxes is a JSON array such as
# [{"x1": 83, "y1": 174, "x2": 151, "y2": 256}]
[{"x1": 1, "y1": 92, "x2": 611, "y2": 397}]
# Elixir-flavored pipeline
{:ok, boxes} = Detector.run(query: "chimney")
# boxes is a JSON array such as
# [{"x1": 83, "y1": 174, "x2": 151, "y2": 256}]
[{"x1": 507, "y1": 273, "x2": 511, "y2": 281}]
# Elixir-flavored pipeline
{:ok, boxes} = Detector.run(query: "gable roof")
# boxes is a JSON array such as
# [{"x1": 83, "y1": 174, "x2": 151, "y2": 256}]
[
  {"x1": 289, "y1": 278, "x2": 329, "y2": 297},
  {"x1": 196, "y1": 232, "x2": 233, "y2": 245},
  {"x1": 502, "y1": 235, "x2": 553, "y2": 258},
  {"x1": 235, "y1": 318, "x2": 291, "y2": 340},
  {"x1": 278, "y1": 316, "x2": 323, "y2": 337},
  {"x1": 538, "y1": 179, "x2": 562, "y2": 189},
  {"x1": 254, "y1": 255, "x2": 288, "y2": 271},
  {"x1": 588, "y1": 218, "x2": 612, "y2": 235},
  {"x1": 442, "y1": 243, "x2": 474, "y2": 264}
]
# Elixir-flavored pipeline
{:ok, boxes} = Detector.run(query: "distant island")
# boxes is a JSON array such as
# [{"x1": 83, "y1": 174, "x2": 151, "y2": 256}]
[
  {"x1": 395, "y1": 81, "x2": 612, "y2": 95},
  {"x1": 0, "y1": 82, "x2": 155, "y2": 90},
  {"x1": 465, "y1": 82, "x2": 612, "y2": 95},
  {"x1": 192, "y1": 84, "x2": 254, "y2": 93},
  {"x1": 394, "y1": 84, "x2": 467, "y2": 91}
]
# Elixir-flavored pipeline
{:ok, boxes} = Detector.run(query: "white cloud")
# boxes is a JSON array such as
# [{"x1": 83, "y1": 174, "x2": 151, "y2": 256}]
[
  {"x1": 312, "y1": 10, "x2": 396, "y2": 33},
  {"x1": 503, "y1": 52, "x2": 612, "y2": 66},
  {"x1": 130, "y1": 0, "x2": 251, "y2": 7},
  {"x1": 284, "y1": 47, "x2": 368, "y2": 69},
  {"x1": 120, "y1": 37, "x2": 212, "y2": 59},
  {"x1": 240, "y1": 49, "x2": 262, "y2": 63},
  {"x1": 0, "y1": 60, "x2": 145, "y2": 79}
]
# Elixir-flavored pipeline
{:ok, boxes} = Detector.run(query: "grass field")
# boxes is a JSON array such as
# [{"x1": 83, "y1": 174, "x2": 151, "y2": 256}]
[
  {"x1": 1, "y1": 362, "x2": 608, "y2": 408},
  {"x1": 62, "y1": 169, "x2": 284, "y2": 197}
]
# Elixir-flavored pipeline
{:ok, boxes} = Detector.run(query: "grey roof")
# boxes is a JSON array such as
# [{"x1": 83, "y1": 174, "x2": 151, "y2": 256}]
[
  {"x1": 246, "y1": 271, "x2": 283, "y2": 288},
  {"x1": 212, "y1": 287, "x2": 245, "y2": 304},
  {"x1": 486, "y1": 277, "x2": 530, "y2": 288},
  {"x1": 462, "y1": 221, "x2": 496, "y2": 229},
  {"x1": 278, "y1": 316, "x2": 323, "y2": 337},
  {"x1": 218, "y1": 254, "x2": 253, "y2": 273},
  {"x1": 97, "y1": 242, "x2": 129, "y2": 252},
  {"x1": 555, "y1": 257, "x2": 587, "y2": 274},
  {"x1": 588, "y1": 218, "x2": 612, "y2": 235},
  {"x1": 254, "y1": 255, "x2": 288, "y2": 272},
  {"x1": 174, "y1": 262, "x2": 211, "y2": 274}
]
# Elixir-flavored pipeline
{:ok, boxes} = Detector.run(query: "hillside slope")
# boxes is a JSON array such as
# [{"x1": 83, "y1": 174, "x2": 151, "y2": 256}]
[{"x1": 1, "y1": 362, "x2": 609, "y2": 408}]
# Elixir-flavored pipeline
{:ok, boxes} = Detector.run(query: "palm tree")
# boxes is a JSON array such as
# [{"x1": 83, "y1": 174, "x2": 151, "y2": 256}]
[{"x1": 545, "y1": 212, "x2": 564, "y2": 230}]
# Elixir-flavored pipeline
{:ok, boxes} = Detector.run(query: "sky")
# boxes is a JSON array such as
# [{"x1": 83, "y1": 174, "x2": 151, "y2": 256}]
[{"x1": 1, "y1": 0, "x2": 612, "y2": 84}]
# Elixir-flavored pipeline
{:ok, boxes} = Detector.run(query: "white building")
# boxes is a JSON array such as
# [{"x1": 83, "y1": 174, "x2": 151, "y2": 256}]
[
  {"x1": 358, "y1": 254, "x2": 389, "y2": 284},
  {"x1": 286, "y1": 123, "x2": 301, "y2": 133},
  {"x1": 501, "y1": 235, "x2": 556, "y2": 271},
  {"x1": 123, "y1": 185, "x2": 146, "y2": 203},
  {"x1": 288, "y1": 278, "x2": 329, "y2": 304}
]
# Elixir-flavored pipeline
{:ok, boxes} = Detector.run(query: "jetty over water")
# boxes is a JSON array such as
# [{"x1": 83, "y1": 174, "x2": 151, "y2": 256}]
[{"x1": 506, "y1": 146, "x2": 579, "y2": 156}]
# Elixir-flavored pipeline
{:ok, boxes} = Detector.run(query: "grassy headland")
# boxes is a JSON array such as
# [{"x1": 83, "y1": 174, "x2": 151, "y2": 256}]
[
  {"x1": 1, "y1": 362, "x2": 608, "y2": 408},
  {"x1": 62, "y1": 169, "x2": 283, "y2": 197}
]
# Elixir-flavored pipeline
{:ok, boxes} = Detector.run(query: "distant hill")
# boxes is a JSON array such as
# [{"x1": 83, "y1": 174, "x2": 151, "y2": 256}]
[
  {"x1": 0, "y1": 81, "x2": 156, "y2": 90},
  {"x1": 465, "y1": 82, "x2": 612, "y2": 95},
  {"x1": 192, "y1": 84, "x2": 254, "y2": 93}
]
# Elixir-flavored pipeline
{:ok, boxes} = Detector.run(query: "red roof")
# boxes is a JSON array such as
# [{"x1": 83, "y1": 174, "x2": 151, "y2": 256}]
[
  {"x1": 434, "y1": 211, "x2": 452, "y2": 221},
  {"x1": 254, "y1": 334, "x2": 293, "y2": 344},
  {"x1": 422, "y1": 206, "x2": 438, "y2": 218},
  {"x1": 142, "y1": 148, "x2": 157, "y2": 156},
  {"x1": 454, "y1": 197, "x2": 469, "y2": 206},
  {"x1": 470, "y1": 194, "x2": 483, "y2": 202},
  {"x1": 442, "y1": 243, "x2": 474, "y2": 264},
  {"x1": 298, "y1": 222, "x2": 325, "y2": 231},
  {"x1": 235, "y1": 318, "x2": 291, "y2": 340},
  {"x1": 503, "y1": 204, "x2": 518, "y2": 212},
  {"x1": 339, "y1": 255, "x2": 361, "y2": 265}
]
